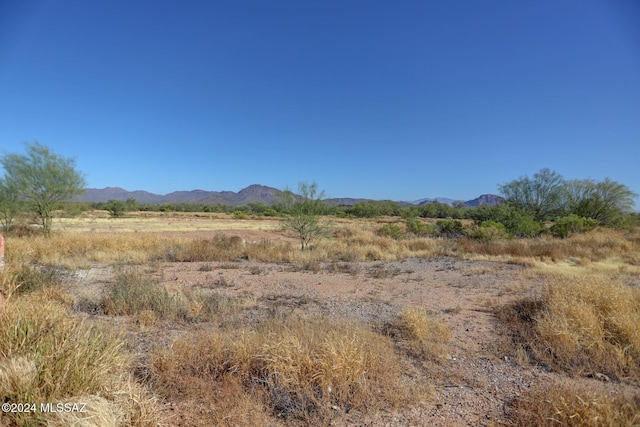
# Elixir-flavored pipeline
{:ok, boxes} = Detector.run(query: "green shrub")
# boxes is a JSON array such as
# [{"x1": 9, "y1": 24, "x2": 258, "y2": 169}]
[
  {"x1": 436, "y1": 219, "x2": 464, "y2": 237},
  {"x1": 233, "y1": 211, "x2": 248, "y2": 219},
  {"x1": 105, "y1": 199, "x2": 127, "y2": 217},
  {"x1": 405, "y1": 218, "x2": 436, "y2": 237},
  {"x1": 262, "y1": 208, "x2": 280, "y2": 217},
  {"x1": 377, "y1": 223, "x2": 405, "y2": 240},
  {"x1": 470, "y1": 220, "x2": 509, "y2": 241},
  {"x1": 502, "y1": 211, "x2": 544, "y2": 238},
  {"x1": 550, "y1": 214, "x2": 599, "y2": 238}
]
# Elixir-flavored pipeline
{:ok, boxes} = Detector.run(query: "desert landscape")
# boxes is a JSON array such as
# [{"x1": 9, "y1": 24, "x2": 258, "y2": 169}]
[
  {"x1": 1, "y1": 211, "x2": 639, "y2": 426},
  {"x1": 4, "y1": 2, "x2": 639, "y2": 425}
]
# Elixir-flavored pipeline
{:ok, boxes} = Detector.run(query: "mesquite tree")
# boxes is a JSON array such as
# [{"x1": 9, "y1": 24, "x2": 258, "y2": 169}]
[
  {"x1": 282, "y1": 182, "x2": 331, "y2": 251},
  {"x1": 1, "y1": 142, "x2": 86, "y2": 236}
]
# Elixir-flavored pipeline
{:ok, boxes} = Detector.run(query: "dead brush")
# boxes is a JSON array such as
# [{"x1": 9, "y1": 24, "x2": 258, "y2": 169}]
[{"x1": 151, "y1": 316, "x2": 425, "y2": 424}]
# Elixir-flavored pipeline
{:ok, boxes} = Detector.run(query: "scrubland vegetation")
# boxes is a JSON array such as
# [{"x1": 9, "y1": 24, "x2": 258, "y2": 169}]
[{"x1": 1, "y1": 209, "x2": 639, "y2": 425}]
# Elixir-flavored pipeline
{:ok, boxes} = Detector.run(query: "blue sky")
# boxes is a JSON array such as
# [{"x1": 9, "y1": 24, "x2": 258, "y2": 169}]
[{"x1": 1, "y1": 0, "x2": 639, "y2": 203}]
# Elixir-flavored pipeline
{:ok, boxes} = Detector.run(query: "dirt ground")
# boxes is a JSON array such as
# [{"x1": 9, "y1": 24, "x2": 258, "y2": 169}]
[{"x1": 62, "y1": 229, "x2": 636, "y2": 426}]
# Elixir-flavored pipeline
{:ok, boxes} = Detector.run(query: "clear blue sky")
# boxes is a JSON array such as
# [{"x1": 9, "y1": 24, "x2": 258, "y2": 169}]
[{"x1": 1, "y1": 0, "x2": 639, "y2": 203}]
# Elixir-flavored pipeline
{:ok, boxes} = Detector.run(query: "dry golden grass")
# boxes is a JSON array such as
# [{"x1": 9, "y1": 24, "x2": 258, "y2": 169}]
[
  {"x1": 56, "y1": 211, "x2": 282, "y2": 233},
  {"x1": 7, "y1": 232, "x2": 171, "y2": 267},
  {"x1": 497, "y1": 273, "x2": 640, "y2": 382},
  {"x1": 460, "y1": 228, "x2": 640, "y2": 268},
  {"x1": 389, "y1": 307, "x2": 451, "y2": 360},
  {"x1": 508, "y1": 380, "x2": 640, "y2": 426},
  {"x1": 0, "y1": 288, "x2": 162, "y2": 426},
  {"x1": 537, "y1": 275, "x2": 640, "y2": 380},
  {"x1": 151, "y1": 316, "x2": 429, "y2": 425},
  {"x1": 7, "y1": 213, "x2": 637, "y2": 271}
]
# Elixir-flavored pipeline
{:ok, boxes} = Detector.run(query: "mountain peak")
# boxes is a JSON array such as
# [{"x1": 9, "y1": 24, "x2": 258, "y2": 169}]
[{"x1": 78, "y1": 186, "x2": 503, "y2": 207}]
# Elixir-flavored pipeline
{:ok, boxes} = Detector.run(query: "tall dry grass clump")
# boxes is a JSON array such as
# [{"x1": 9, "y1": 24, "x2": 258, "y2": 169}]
[
  {"x1": 152, "y1": 316, "x2": 426, "y2": 425},
  {"x1": 536, "y1": 275, "x2": 640, "y2": 379},
  {"x1": 508, "y1": 380, "x2": 640, "y2": 426},
  {"x1": 389, "y1": 308, "x2": 451, "y2": 360},
  {"x1": 0, "y1": 288, "x2": 162, "y2": 426},
  {"x1": 102, "y1": 267, "x2": 238, "y2": 323},
  {"x1": 498, "y1": 273, "x2": 640, "y2": 381}
]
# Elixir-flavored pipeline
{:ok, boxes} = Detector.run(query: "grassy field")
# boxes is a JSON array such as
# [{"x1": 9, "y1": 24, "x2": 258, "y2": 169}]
[
  {"x1": 56, "y1": 211, "x2": 283, "y2": 233},
  {"x1": 1, "y1": 211, "x2": 639, "y2": 426}
]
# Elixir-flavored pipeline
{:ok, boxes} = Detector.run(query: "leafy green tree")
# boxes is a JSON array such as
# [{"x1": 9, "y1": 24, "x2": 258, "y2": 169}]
[
  {"x1": 0, "y1": 177, "x2": 22, "y2": 231},
  {"x1": 563, "y1": 178, "x2": 637, "y2": 226},
  {"x1": 498, "y1": 168, "x2": 565, "y2": 221},
  {"x1": 282, "y1": 182, "x2": 331, "y2": 250},
  {"x1": 1, "y1": 142, "x2": 86, "y2": 236}
]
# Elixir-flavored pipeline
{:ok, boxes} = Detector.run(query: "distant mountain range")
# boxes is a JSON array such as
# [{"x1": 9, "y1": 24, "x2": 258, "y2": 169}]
[{"x1": 77, "y1": 184, "x2": 503, "y2": 207}]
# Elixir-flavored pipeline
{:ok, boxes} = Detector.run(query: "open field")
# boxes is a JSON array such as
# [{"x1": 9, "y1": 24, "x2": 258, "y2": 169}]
[{"x1": 1, "y1": 212, "x2": 639, "y2": 426}]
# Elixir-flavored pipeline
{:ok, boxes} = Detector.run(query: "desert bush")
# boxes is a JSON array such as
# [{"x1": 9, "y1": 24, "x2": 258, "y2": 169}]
[
  {"x1": 103, "y1": 269, "x2": 176, "y2": 318},
  {"x1": 501, "y1": 210, "x2": 544, "y2": 238},
  {"x1": 549, "y1": 214, "x2": 598, "y2": 238},
  {"x1": 102, "y1": 267, "x2": 235, "y2": 322},
  {"x1": 105, "y1": 199, "x2": 127, "y2": 217},
  {"x1": 377, "y1": 223, "x2": 405, "y2": 240},
  {"x1": 151, "y1": 317, "x2": 425, "y2": 424},
  {"x1": 0, "y1": 289, "x2": 161, "y2": 426},
  {"x1": 405, "y1": 217, "x2": 436, "y2": 237},
  {"x1": 436, "y1": 219, "x2": 465, "y2": 238},
  {"x1": 469, "y1": 220, "x2": 509, "y2": 241}
]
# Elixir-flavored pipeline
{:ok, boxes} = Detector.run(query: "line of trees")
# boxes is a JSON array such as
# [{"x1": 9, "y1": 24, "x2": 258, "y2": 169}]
[
  {"x1": 1, "y1": 143, "x2": 637, "y2": 240},
  {"x1": 498, "y1": 168, "x2": 637, "y2": 227}
]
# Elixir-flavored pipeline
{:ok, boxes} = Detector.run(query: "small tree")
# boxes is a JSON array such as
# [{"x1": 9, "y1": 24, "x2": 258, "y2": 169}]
[
  {"x1": 0, "y1": 178, "x2": 21, "y2": 231},
  {"x1": 1, "y1": 142, "x2": 86, "y2": 236},
  {"x1": 282, "y1": 182, "x2": 331, "y2": 250},
  {"x1": 498, "y1": 168, "x2": 565, "y2": 221}
]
